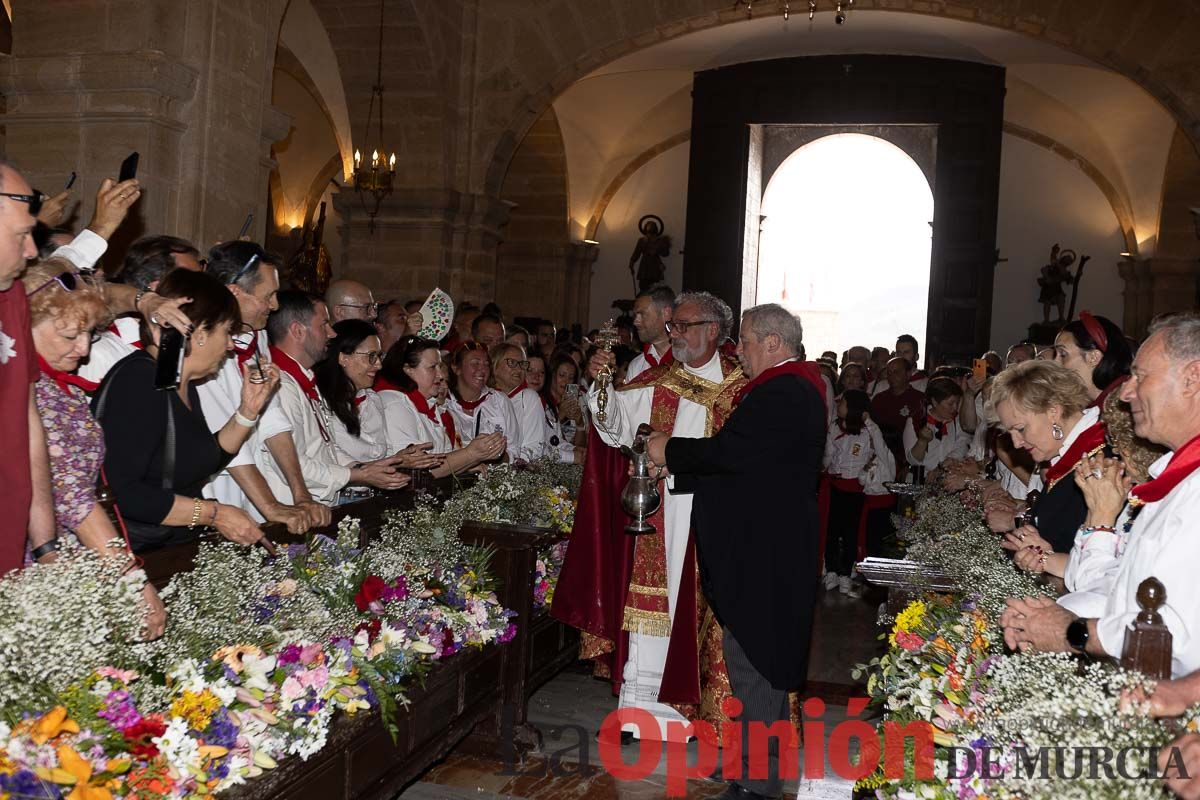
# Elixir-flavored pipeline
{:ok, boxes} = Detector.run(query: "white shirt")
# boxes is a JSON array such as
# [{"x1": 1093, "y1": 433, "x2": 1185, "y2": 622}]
[
  {"x1": 449, "y1": 389, "x2": 521, "y2": 462},
  {"x1": 626, "y1": 343, "x2": 671, "y2": 382},
  {"x1": 329, "y1": 389, "x2": 390, "y2": 464},
  {"x1": 824, "y1": 419, "x2": 895, "y2": 494},
  {"x1": 197, "y1": 329, "x2": 273, "y2": 518},
  {"x1": 1089, "y1": 451, "x2": 1200, "y2": 677},
  {"x1": 255, "y1": 366, "x2": 351, "y2": 505},
  {"x1": 902, "y1": 415, "x2": 969, "y2": 470},
  {"x1": 1061, "y1": 505, "x2": 1128, "y2": 617},
  {"x1": 506, "y1": 385, "x2": 550, "y2": 461},
  {"x1": 377, "y1": 389, "x2": 454, "y2": 454},
  {"x1": 79, "y1": 316, "x2": 140, "y2": 384},
  {"x1": 52, "y1": 229, "x2": 107, "y2": 272}
]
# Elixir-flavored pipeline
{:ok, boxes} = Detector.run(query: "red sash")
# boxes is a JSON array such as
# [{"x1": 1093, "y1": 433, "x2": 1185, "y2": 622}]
[
  {"x1": 37, "y1": 354, "x2": 99, "y2": 395},
  {"x1": 506, "y1": 381, "x2": 528, "y2": 399},
  {"x1": 1129, "y1": 432, "x2": 1200, "y2": 507},
  {"x1": 1043, "y1": 420, "x2": 1107, "y2": 489},
  {"x1": 643, "y1": 344, "x2": 672, "y2": 369},
  {"x1": 734, "y1": 359, "x2": 826, "y2": 413},
  {"x1": 269, "y1": 347, "x2": 319, "y2": 401},
  {"x1": 403, "y1": 387, "x2": 459, "y2": 448}
]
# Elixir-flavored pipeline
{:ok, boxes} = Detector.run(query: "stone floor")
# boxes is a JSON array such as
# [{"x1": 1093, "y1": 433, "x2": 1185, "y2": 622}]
[{"x1": 397, "y1": 583, "x2": 885, "y2": 800}]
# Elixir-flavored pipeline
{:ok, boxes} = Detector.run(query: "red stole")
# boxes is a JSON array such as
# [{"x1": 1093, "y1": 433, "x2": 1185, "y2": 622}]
[
  {"x1": 1129, "y1": 432, "x2": 1200, "y2": 507},
  {"x1": 1042, "y1": 420, "x2": 1108, "y2": 490},
  {"x1": 734, "y1": 359, "x2": 827, "y2": 414},
  {"x1": 269, "y1": 346, "x2": 319, "y2": 401},
  {"x1": 37, "y1": 354, "x2": 99, "y2": 395}
]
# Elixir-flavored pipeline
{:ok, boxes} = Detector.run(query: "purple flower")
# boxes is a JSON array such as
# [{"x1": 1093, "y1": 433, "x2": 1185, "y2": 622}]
[
  {"x1": 498, "y1": 623, "x2": 518, "y2": 644},
  {"x1": 97, "y1": 689, "x2": 141, "y2": 731},
  {"x1": 202, "y1": 708, "x2": 239, "y2": 749},
  {"x1": 0, "y1": 769, "x2": 62, "y2": 799},
  {"x1": 277, "y1": 643, "x2": 304, "y2": 665}
]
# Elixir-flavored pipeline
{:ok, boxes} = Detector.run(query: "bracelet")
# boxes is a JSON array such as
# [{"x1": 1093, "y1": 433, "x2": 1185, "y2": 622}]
[
  {"x1": 188, "y1": 497, "x2": 204, "y2": 530},
  {"x1": 234, "y1": 410, "x2": 258, "y2": 427},
  {"x1": 208, "y1": 501, "x2": 219, "y2": 527},
  {"x1": 1081, "y1": 525, "x2": 1116, "y2": 535},
  {"x1": 30, "y1": 539, "x2": 61, "y2": 560},
  {"x1": 134, "y1": 288, "x2": 150, "y2": 313}
]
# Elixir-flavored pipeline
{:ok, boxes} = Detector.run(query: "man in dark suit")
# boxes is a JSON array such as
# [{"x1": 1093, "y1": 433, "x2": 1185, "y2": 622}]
[{"x1": 647, "y1": 303, "x2": 825, "y2": 800}]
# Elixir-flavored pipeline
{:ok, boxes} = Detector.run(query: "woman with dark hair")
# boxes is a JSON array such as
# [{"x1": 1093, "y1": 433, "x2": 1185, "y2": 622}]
[
  {"x1": 94, "y1": 269, "x2": 279, "y2": 553},
  {"x1": 902, "y1": 376, "x2": 970, "y2": 473},
  {"x1": 525, "y1": 352, "x2": 547, "y2": 393},
  {"x1": 1054, "y1": 311, "x2": 1132, "y2": 408},
  {"x1": 542, "y1": 351, "x2": 586, "y2": 462},
  {"x1": 448, "y1": 341, "x2": 521, "y2": 462},
  {"x1": 838, "y1": 362, "x2": 867, "y2": 394},
  {"x1": 822, "y1": 390, "x2": 892, "y2": 595},
  {"x1": 376, "y1": 336, "x2": 505, "y2": 476},
  {"x1": 314, "y1": 320, "x2": 388, "y2": 463}
]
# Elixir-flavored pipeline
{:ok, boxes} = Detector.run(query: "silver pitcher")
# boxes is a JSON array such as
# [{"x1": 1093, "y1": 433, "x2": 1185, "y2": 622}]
[{"x1": 620, "y1": 423, "x2": 662, "y2": 535}]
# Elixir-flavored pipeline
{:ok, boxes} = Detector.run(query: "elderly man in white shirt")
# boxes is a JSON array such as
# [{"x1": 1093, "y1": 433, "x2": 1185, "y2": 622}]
[{"x1": 1002, "y1": 312, "x2": 1200, "y2": 679}]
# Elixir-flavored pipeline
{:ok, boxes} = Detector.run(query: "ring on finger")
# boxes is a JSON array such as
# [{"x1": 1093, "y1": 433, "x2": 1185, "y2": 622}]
[{"x1": 149, "y1": 314, "x2": 159, "y2": 325}]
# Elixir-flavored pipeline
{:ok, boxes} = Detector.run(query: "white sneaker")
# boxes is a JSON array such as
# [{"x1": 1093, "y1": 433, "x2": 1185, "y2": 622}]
[
  {"x1": 823, "y1": 572, "x2": 840, "y2": 591},
  {"x1": 838, "y1": 576, "x2": 853, "y2": 594},
  {"x1": 846, "y1": 580, "x2": 863, "y2": 599}
]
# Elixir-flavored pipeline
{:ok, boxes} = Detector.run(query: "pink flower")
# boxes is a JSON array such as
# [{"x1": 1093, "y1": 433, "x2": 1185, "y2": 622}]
[
  {"x1": 96, "y1": 666, "x2": 138, "y2": 684},
  {"x1": 280, "y1": 675, "x2": 305, "y2": 702},
  {"x1": 296, "y1": 666, "x2": 329, "y2": 690},
  {"x1": 895, "y1": 631, "x2": 926, "y2": 651}
]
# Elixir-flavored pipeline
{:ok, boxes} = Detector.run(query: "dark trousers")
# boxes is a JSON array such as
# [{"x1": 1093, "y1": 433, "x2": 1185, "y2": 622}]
[
  {"x1": 865, "y1": 504, "x2": 893, "y2": 557},
  {"x1": 723, "y1": 628, "x2": 789, "y2": 798},
  {"x1": 825, "y1": 485, "x2": 864, "y2": 576}
]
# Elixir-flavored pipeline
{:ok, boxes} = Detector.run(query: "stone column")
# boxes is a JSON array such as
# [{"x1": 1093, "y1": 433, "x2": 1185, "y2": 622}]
[
  {"x1": 1119, "y1": 257, "x2": 1199, "y2": 339},
  {"x1": 334, "y1": 187, "x2": 511, "y2": 305},
  {"x1": 0, "y1": 0, "x2": 288, "y2": 261},
  {"x1": 564, "y1": 241, "x2": 599, "y2": 330}
]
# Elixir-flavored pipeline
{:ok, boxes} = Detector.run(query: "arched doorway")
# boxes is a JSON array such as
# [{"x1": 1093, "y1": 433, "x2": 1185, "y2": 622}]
[{"x1": 756, "y1": 133, "x2": 934, "y2": 359}]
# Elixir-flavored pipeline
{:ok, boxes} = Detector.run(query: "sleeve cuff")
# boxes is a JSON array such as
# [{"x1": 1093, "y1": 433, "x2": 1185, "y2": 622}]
[{"x1": 51, "y1": 229, "x2": 108, "y2": 271}]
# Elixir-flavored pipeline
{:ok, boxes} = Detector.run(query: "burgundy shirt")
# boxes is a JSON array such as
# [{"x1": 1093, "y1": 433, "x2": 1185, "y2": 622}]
[
  {"x1": 871, "y1": 386, "x2": 926, "y2": 462},
  {"x1": 0, "y1": 282, "x2": 38, "y2": 575}
]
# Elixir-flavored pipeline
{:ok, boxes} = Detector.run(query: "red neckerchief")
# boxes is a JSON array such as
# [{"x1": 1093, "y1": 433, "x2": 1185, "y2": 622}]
[
  {"x1": 926, "y1": 414, "x2": 950, "y2": 440},
  {"x1": 834, "y1": 419, "x2": 852, "y2": 440},
  {"x1": 1129, "y1": 432, "x2": 1200, "y2": 507},
  {"x1": 269, "y1": 346, "x2": 319, "y2": 401},
  {"x1": 106, "y1": 322, "x2": 144, "y2": 349},
  {"x1": 911, "y1": 369, "x2": 927, "y2": 381},
  {"x1": 373, "y1": 375, "x2": 402, "y2": 393},
  {"x1": 734, "y1": 359, "x2": 826, "y2": 413},
  {"x1": 1042, "y1": 420, "x2": 1107, "y2": 489},
  {"x1": 457, "y1": 391, "x2": 488, "y2": 413},
  {"x1": 232, "y1": 336, "x2": 259, "y2": 368},
  {"x1": 643, "y1": 344, "x2": 673, "y2": 369},
  {"x1": 506, "y1": 381, "x2": 528, "y2": 399},
  {"x1": 1088, "y1": 374, "x2": 1130, "y2": 410},
  {"x1": 37, "y1": 354, "x2": 99, "y2": 395},
  {"x1": 404, "y1": 388, "x2": 459, "y2": 447},
  {"x1": 354, "y1": 394, "x2": 367, "y2": 408}
]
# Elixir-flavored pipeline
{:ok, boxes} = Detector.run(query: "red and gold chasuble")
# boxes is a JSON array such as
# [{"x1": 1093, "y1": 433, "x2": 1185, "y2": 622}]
[{"x1": 619, "y1": 355, "x2": 745, "y2": 638}]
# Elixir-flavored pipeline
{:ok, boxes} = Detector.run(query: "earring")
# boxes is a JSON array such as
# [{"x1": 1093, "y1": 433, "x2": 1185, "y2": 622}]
[{"x1": 1051, "y1": 422, "x2": 1064, "y2": 441}]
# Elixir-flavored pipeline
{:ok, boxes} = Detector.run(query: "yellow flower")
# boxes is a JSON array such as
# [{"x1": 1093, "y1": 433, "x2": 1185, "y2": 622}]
[
  {"x1": 30, "y1": 707, "x2": 80, "y2": 745},
  {"x1": 888, "y1": 600, "x2": 927, "y2": 646},
  {"x1": 169, "y1": 689, "x2": 222, "y2": 731}
]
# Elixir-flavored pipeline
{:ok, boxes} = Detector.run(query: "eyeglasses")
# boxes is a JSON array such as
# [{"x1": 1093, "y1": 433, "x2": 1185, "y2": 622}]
[
  {"x1": 28, "y1": 270, "x2": 86, "y2": 297},
  {"x1": 0, "y1": 190, "x2": 44, "y2": 216},
  {"x1": 664, "y1": 319, "x2": 717, "y2": 335},
  {"x1": 339, "y1": 302, "x2": 379, "y2": 315},
  {"x1": 504, "y1": 358, "x2": 530, "y2": 370},
  {"x1": 353, "y1": 350, "x2": 383, "y2": 365}
]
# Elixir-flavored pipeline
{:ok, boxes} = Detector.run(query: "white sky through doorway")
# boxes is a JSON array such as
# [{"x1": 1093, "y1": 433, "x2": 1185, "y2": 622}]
[{"x1": 756, "y1": 133, "x2": 934, "y2": 360}]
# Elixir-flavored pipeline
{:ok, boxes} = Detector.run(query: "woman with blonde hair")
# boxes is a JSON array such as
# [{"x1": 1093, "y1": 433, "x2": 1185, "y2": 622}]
[
  {"x1": 992, "y1": 359, "x2": 1104, "y2": 558},
  {"x1": 24, "y1": 258, "x2": 166, "y2": 637},
  {"x1": 488, "y1": 342, "x2": 546, "y2": 462}
]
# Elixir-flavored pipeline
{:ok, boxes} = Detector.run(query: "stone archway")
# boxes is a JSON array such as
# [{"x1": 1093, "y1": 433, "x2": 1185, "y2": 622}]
[{"x1": 477, "y1": 0, "x2": 1200, "y2": 199}]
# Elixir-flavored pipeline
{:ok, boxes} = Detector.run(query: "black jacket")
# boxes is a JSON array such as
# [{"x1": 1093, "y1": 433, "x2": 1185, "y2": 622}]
[{"x1": 665, "y1": 371, "x2": 826, "y2": 690}]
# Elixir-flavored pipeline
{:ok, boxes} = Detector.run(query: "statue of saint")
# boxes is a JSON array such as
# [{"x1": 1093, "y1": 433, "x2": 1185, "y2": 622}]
[
  {"x1": 1037, "y1": 244, "x2": 1076, "y2": 324},
  {"x1": 628, "y1": 215, "x2": 671, "y2": 293}
]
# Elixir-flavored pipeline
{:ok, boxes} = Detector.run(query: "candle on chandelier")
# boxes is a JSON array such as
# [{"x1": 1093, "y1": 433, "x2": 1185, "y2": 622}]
[
  {"x1": 389, "y1": 153, "x2": 396, "y2": 173},
  {"x1": 354, "y1": 149, "x2": 362, "y2": 168},
  {"x1": 371, "y1": 150, "x2": 380, "y2": 169}
]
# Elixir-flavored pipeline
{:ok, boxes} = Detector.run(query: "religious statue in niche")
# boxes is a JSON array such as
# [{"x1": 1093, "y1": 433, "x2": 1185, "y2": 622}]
[
  {"x1": 1036, "y1": 243, "x2": 1089, "y2": 324},
  {"x1": 286, "y1": 201, "x2": 333, "y2": 294},
  {"x1": 628, "y1": 214, "x2": 671, "y2": 294}
]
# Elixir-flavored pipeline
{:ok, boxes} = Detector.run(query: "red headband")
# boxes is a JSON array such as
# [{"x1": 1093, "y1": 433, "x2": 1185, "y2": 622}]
[{"x1": 1079, "y1": 311, "x2": 1108, "y2": 353}]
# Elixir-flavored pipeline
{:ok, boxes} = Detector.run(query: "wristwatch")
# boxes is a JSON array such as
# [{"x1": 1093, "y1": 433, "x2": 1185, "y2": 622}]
[{"x1": 1066, "y1": 617, "x2": 1091, "y2": 653}]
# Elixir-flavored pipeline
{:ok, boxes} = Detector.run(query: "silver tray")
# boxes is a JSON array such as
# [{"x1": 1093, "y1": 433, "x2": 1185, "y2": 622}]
[{"x1": 883, "y1": 481, "x2": 924, "y2": 496}]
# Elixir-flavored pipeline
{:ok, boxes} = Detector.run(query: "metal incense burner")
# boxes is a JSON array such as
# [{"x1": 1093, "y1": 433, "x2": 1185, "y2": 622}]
[{"x1": 621, "y1": 423, "x2": 662, "y2": 535}]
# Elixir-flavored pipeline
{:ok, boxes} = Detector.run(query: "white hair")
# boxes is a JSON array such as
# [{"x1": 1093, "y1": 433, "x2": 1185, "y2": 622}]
[
  {"x1": 742, "y1": 303, "x2": 804, "y2": 355},
  {"x1": 674, "y1": 291, "x2": 733, "y2": 342},
  {"x1": 1148, "y1": 312, "x2": 1200, "y2": 363}
]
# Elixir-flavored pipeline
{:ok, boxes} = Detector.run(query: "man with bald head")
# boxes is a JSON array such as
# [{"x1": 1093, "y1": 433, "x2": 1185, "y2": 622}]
[
  {"x1": 326, "y1": 279, "x2": 377, "y2": 324},
  {"x1": 0, "y1": 162, "x2": 55, "y2": 574}
]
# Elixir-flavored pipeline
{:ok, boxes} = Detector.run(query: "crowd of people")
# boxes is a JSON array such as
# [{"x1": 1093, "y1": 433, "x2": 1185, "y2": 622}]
[{"x1": 9, "y1": 153, "x2": 1200, "y2": 797}]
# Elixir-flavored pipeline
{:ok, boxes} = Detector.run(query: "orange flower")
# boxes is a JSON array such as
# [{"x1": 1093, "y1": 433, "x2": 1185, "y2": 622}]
[
  {"x1": 50, "y1": 746, "x2": 113, "y2": 800},
  {"x1": 30, "y1": 707, "x2": 80, "y2": 745}
]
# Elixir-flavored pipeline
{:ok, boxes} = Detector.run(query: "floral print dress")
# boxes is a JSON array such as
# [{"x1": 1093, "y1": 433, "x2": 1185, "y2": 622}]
[{"x1": 33, "y1": 373, "x2": 104, "y2": 537}]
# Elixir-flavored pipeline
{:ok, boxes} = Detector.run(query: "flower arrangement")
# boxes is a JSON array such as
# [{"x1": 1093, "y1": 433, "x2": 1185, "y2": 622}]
[
  {"x1": 857, "y1": 487, "x2": 1184, "y2": 800},
  {"x1": 0, "y1": 463, "x2": 580, "y2": 799}
]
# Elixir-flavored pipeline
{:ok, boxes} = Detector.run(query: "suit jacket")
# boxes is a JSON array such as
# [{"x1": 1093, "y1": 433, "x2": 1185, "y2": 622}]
[{"x1": 665, "y1": 370, "x2": 826, "y2": 690}]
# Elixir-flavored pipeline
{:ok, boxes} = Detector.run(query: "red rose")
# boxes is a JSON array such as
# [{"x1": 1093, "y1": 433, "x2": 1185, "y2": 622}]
[
  {"x1": 356, "y1": 617, "x2": 382, "y2": 643},
  {"x1": 355, "y1": 575, "x2": 388, "y2": 612},
  {"x1": 123, "y1": 715, "x2": 168, "y2": 760}
]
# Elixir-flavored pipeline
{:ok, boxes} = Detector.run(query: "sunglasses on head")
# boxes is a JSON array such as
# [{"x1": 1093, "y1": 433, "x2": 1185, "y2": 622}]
[
  {"x1": 28, "y1": 270, "x2": 86, "y2": 297},
  {"x1": 0, "y1": 190, "x2": 44, "y2": 217}
]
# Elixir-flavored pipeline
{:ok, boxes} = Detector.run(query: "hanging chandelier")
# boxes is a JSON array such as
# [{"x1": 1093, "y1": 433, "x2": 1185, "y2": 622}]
[
  {"x1": 351, "y1": 0, "x2": 395, "y2": 233},
  {"x1": 736, "y1": 0, "x2": 854, "y2": 23}
]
